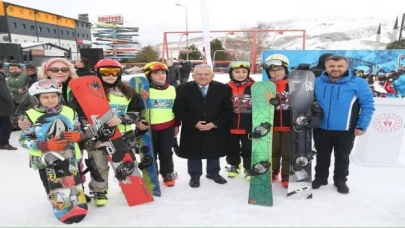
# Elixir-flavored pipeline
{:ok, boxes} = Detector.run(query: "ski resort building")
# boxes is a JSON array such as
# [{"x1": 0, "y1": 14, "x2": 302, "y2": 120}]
[{"x1": 0, "y1": 1, "x2": 92, "y2": 61}]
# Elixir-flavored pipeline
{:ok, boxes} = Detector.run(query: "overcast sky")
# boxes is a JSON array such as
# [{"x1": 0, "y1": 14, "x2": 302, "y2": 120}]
[{"x1": 8, "y1": 0, "x2": 405, "y2": 45}]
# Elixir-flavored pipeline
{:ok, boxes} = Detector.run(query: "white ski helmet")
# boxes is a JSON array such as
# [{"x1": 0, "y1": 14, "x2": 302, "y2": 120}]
[
  {"x1": 29, "y1": 79, "x2": 63, "y2": 106},
  {"x1": 263, "y1": 54, "x2": 290, "y2": 79}
]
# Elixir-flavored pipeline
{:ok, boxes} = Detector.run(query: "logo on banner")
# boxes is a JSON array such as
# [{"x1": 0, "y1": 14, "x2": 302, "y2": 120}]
[{"x1": 373, "y1": 113, "x2": 403, "y2": 133}]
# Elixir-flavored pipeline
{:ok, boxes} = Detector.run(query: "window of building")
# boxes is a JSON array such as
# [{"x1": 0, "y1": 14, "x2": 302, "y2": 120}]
[
  {"x1": 73, "y1": 44, "x2": 76, "y2": 48},
  {"x1": 82, "y1": 34, "x2": 84, "y2": 38},
  {"x1": 15, "y1": 39, "x2": 18, "y2": 42},
  {"x1": 61, "y1": 43, "x2": 64, "y2": 47},
  {"x1": 67, "y1": 44, "x2": 70, "y2": 47},
  {"x1": 53, "y1": 29, "x2": 57, "y2": 34},
  {"x1": 52, "y1": 17, "x2": 55, "y2": 21},
  {"x1": 77, "y1": 33, "x2": 80, "y2": 37},
  {"x1": 76, "y1": 22, "x2": 79, "y2": 26},
  {"x1": 29, "y1": 11, "x2": 33, "y2": 16},
  {"x1": 45, "y1": 15, "x2": 48, "y2": 19},
  {"x1": 19, "y1": 9, "x2": 23, "y2": 15},
  {"x1": 47, "y1": 28, "x2": 50, "y2": 33},
  {"x1": 67, "y1": 31, "x2": 69, "y2": 36},
  {"x1": 38, "y1": 27, "x2": 42, "y2": 32},
  {"x1": 9, "y1": 7, "x2": 14, "y2": 13},
  {"x1": 81, "y1": 23, "x2": 84, "y2": 27},
  {"x1": 86, "y1": 34, "x2": 89, "y2": 39},
  {"x1": 24, "y1": 40, "x2": 27, "y2": 43},
  {"x1": 37, "y1": 13, "x2": 40, "y2": 18},
  {"x1": 22, "y1": 24, "x2": 26, "y2": 29},
  {"x1": 65, "y1": 19, "x2": 67, "y2": 23},
  {"x1": 72, "y1": 33, "x2": 75, "y2": 37},
  {"x1": 60, "y1": 30, "x2": 64, "y2": 35},
  {"x1": 12, "y1": 22, "x2": 17, "y2": 28},
  {"x1": 31, "y1": 25, "x2": 35, "y2": 30}
]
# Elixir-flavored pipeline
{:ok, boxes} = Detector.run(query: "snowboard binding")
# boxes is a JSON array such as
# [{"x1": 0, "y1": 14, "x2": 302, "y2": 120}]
[
  {"x1": 292, "y1": 150, "x2": 317, "y2": 172},
  {"x1": 293, "y1": 116, "x2": 309, "y2": 132},
  {"x1": 248, "y1": 122, "x2": 272, "y2": 140},
  {"x1": 137, "y1": 146, "x2": 153, "y2": 170},
  {"x1": 97, "y1": 123, "x2": 116, "y2": 142},
  {"x1": 250, "y1": 161, "x2": 271, "y2": 176},
  {"x1": 115, "y1": 161, "x2": 135, "y2": 181}
]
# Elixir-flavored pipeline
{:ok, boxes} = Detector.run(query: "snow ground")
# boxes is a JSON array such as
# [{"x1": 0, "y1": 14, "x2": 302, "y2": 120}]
[{"x1": 1, "y1": 74, "x2": 405, "y2": 227}]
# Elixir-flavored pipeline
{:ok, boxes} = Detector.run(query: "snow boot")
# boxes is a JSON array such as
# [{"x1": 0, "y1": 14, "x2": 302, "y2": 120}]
[
  {"x1": 93, "y1": 191, "x2": 108, "y2": 207},
  {"x1": 163, "y1": 172, "x2": 178, "y2": 187},
  {"x1": 225, "y1": 165, "x2": 241, "y2": 178},
  {"x1": 281, "y1": 176, "x2": 289, "y2": 188},
  {"x1": 272, "y1": 169, "x2": 280, "y2": 182}
]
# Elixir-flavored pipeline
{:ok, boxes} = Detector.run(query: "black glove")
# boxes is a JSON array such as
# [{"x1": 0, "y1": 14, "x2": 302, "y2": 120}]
[
  {"x1": 306, "y1": 116, "x2": 322, "y2": 129},
  {"x1": 269, "y1": 97, "x2": 279, "y2": 106}
]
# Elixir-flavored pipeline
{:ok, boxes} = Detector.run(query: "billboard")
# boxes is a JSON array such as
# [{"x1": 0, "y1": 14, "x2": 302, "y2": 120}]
[
  {"x1": 261, "y1": 50, "x2": 405, "y2": 98},
  {"x1": 97, "y1": 14, "x2": 124, "y2": 23}
]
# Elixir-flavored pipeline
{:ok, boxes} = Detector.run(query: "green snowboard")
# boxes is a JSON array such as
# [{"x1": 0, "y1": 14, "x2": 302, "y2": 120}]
[{"x1": 248, "y1": 80, "x2": 276, "y2": 207}]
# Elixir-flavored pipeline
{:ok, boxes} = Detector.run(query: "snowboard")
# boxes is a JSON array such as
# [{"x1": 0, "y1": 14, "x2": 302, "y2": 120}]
[
  {"x1": 41, "y1": 152, "x2": 87, "y2": 224},
  {"x1": 68, "y1": 76, "x2": 154, "y2": 206},
  {"x1": 129, "y1": 76, "x2": 161, "y2": 197},
  {"x1": 248, "y1": 80, "x2": 276, "y2": 207},
  {"x1": 34, "y1": 113, "x2": 87, "y2": 224},
  {"x1": 287, "y1": 70, "x2": 316, "y2": 199}
]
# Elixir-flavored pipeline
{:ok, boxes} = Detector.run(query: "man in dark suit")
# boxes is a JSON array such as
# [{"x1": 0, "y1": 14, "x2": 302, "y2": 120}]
[
  {"x1": 173, "y1": 64, "x2": 233, "y2": 188},
  {"x1": 0, "y1": 61, "x2": 17, "y2": 150}
]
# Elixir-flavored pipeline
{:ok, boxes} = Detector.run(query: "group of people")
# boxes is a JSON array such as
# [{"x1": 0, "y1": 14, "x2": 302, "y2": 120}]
[{"x1": 0, "y1": 53, "x2": 374, "y2": 209}]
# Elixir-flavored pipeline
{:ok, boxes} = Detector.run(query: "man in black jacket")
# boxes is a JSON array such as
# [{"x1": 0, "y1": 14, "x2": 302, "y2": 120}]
[
  {"x1": 309, "y1": 53, "x2": 334, "y2": 77},
  {"x1": 178, "y1": 58, "x2": 192, "y2": 84},
  {"x1": 75, "y1": 58, "x2": 95, "y2": 76},
  {"x1": 0, "y1": 61, "x2": 17, "y2": 150},
  {"x1": 24, "y1": 63, "x2": 38, "y2": 87}
]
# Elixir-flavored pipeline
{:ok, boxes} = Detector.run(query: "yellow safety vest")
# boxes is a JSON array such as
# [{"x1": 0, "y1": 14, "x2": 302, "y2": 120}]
[
  {"x1": 108, "y1": 93, "x2": 132, "y2": 133},
  {"x1": 25, "y1": 106, "x2": 82, "y2": 159},
  {"x1": 149, "y1": 86, "x2": 176, "y2": 125}
]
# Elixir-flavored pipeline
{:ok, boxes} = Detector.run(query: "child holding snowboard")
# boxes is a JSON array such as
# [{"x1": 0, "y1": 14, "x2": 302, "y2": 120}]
[
  {"x1": 79, "y1": 59, "x2": 147, "y2": 207},
  {"x1": 263, "y1": 54, "x2": 323, "y2": 188},
  {"x1": 142, "y1": 62, "x2": 180, "y2": 187},
  {"x1": 225, "y1": 61, "x2": 255, "y2": 181},
  {"x1": 19, "y1": 79, "x2": 91, "y2": 199}
]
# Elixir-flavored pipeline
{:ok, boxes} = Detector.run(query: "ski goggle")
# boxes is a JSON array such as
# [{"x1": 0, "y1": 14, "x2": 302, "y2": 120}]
[
  {"x1": 262, "y1": 60, "x2": 286, "y2": 70},
  {"x1": 98, "y1": 67, "x2": 122, "y2": 77},
  {"x1": 36, "y1": 79, "x2": 63, "y2": 89},
  {"x1": 229, "y1": 61, "x2": 250, "y2": 70},
  {"x1": 47, "y1": 67, "x2": 70, "y2": 73},
  {"x1": 143, "y1": 62, "x2": 168, "y2": 75}
]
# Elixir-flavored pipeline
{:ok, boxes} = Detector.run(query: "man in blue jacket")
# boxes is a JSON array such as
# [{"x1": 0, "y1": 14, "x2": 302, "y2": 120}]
[{"x1": 312, "y1": 55, "x2": 374, "y2": 194}]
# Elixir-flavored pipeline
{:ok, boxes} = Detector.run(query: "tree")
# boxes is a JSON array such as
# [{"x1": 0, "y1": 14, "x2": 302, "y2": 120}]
[
  {"x1": 133, "y1": 45, "x2": 160, "y2": 63},
  {"x1": 386, "y1": 39, "x2": 405, "y2": 49},
  {"x1": 210, "y1": 38, "x2": 232, "y2": 61},
  {"x1": 178, "y1": 44, "x2": 203, "y2": 60}
]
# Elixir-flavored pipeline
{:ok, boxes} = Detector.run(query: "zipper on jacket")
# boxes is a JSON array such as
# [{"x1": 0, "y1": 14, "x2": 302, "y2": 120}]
[
  {"x1": 337, "y1": 86, "x2": 341, "y2": 100},
  {"x1": 279, "y1": 93, "x2": 283, "y2": 129},
  {"x1": 327, "y1": 84, "x2": 334, "y2": 130},
  {"x1": 323, "y1": 86, "x2": 327, "y2": 98},
  {"x1": 236, "y1": 87, "x2": 241, "y2": 132}
]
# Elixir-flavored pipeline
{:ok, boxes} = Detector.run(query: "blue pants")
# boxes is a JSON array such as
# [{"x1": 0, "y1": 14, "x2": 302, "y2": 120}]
[{"x1": 187, "y1": 158, "x2": 220, "y2": 178}]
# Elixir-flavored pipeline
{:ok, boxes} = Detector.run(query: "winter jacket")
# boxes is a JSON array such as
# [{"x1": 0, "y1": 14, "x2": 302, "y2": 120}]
[
  {"x1": 76, "y1": 68, "x2": 95, "y2": 77},
  {"x1": 227, "y1": 78, "x2": 254, "y2": 134},
  {"x1": 7, "y1": 72, "x2": 30, "y2": 104},
  {"x1": 309, "y1": 53, "x2": 334, "y2": 77},
  {"x1": 0, "y1": 71, "x2": 15, "y2": 117},
  {"x1": 179, "y1": 61, "x2": 192, "y2": 79},
  {"x1": 315, "y1": 71, "x2": 375, "y2": 131},
  {"x1": 273, "y1": 79, "x2": 291, "y2": 131},
  {"x1": 28, "y1": 73, "x2": 38, "y2": 87},
  {"x1": 167, "y1": 66, "x2": 181, "y2": 83}
]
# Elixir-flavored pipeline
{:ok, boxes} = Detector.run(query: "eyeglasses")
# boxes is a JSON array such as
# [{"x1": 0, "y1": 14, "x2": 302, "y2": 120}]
[
  {"x1": 99, "y1": 67, "x2": 122, "y2": 77},
  {"x1": 36, "y1": 79, "x2": 63, "y2": 89},
  {"x1": 269, "y1": 68, "x2": 285, "y2": 73},
  {"x1": 229, "y1": 61, "x2": 250, "y2": 70},
  {"x1": 47, "y1": 67, "x2": 70, "y2": 73}
]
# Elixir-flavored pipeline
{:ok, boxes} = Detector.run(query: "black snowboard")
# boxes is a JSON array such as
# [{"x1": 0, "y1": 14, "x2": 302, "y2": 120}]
[{"x1": 287, "y1": 70, "x2": 316, "y2": 199}]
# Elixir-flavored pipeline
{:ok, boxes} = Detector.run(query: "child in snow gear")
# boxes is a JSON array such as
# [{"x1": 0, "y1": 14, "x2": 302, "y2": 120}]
[
  {"x1": 80, "y1": 59, "x2": 147, "y2": 206},
  {"x1": 19, "y1": 79, "x2": 91, "y2": 205},
  {"x1": 225, "y1": 61, "x2": 255, "y2": 181},
  {"x1": 143, "y1": 62, "x2": 180, "y2": 187},
  {"x1": 263, "y1": 54, "x2": 292, "y2": 188}
]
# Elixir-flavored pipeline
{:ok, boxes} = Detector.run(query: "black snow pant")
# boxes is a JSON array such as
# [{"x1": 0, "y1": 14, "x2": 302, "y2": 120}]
[
  {"x1": 0, "y1": 116, "x2": 12, "y2": 146},
  {"x1": 313, "y1": 129, "x2": 356, "y2": 183},
  {"x1": 226, "y1": 134, "x2": 252, "y2": 170},
  {"x1": 38, "y1": 168, "x2": 50, "y2": 195},
  {"x1": 152, "y1": 126, "x2": 175, "y2": 176}
]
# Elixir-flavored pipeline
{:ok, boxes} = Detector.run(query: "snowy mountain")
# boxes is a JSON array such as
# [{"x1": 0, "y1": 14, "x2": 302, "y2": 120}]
[{"x1": 156, "y1": 16, "x2": 401, "y2": 59}]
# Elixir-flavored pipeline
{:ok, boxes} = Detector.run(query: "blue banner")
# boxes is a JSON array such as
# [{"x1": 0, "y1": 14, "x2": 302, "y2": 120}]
[{"x1": 261, "y1": 50, "x2": 405, "y2": 98}]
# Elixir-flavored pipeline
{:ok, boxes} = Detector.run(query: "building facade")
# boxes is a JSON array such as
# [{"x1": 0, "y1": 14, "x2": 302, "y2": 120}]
[{"x1": 0, "y1": 1, "x2": 92, "y2": 60}]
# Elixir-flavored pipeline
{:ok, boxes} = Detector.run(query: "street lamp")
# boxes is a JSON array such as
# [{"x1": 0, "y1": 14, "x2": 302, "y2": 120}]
[{"x1": 175, "y1": 3, "x2": 189, "y2": 60}]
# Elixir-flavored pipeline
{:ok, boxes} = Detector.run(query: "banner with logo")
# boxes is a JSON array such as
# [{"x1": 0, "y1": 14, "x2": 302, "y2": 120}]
[{"x1": 261, "y1": 50, "x2": 405, "y2": 98}]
